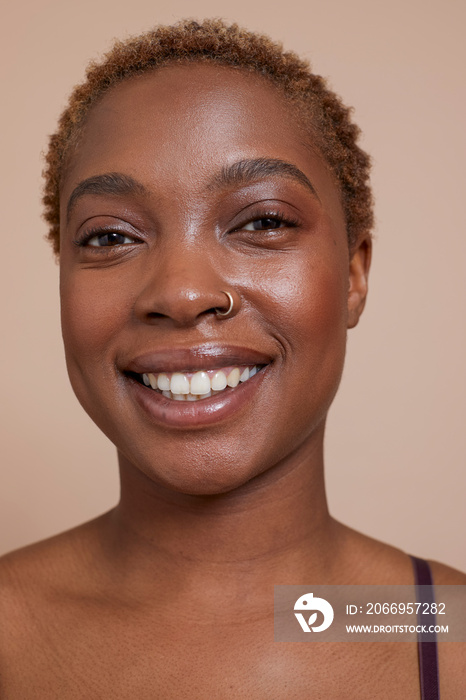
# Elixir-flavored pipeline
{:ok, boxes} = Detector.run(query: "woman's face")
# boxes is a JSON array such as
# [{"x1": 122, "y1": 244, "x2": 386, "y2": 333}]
[{"x1": 59, "y1": 63, "x2": 369, "y2": 495}]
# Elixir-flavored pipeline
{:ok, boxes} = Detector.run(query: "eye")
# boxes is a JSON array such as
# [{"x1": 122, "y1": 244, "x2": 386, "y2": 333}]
[
  {"x1": 85, "y1": 231, "x2": 137, "y2": 247},
  {"x1": 242, "y1": 217, "x2": 285, "y2": 231}
]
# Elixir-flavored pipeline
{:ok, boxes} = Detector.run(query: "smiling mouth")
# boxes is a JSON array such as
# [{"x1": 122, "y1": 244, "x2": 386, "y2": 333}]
[{"x1": 128, "y1": 364, "x2": 264, "y2": 402}]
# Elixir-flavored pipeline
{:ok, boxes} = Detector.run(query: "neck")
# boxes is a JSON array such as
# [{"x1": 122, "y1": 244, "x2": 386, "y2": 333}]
[{"x1": 104, "y1": 425, "x2": 341, "y2": 609}]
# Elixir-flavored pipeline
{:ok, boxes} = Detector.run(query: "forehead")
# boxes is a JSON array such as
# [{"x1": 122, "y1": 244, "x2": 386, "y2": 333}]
[
  {"x1": 61, "y1": 63, "x2": 341, "y2": 222},
  {"x1": 68, "y1": 64, "x2": 311, "y2": 167}
]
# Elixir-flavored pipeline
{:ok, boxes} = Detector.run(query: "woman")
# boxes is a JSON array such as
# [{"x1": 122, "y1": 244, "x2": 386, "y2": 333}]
[{"x1": 0, "y1": 19, "x2": 464, "y2": 698}]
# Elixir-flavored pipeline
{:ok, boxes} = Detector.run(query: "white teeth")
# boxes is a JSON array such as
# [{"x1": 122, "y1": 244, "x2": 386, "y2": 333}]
[
  {"x1": 239, "y1": 367, "x2": 249, "y2": 382},
  {"x1": 140, "y1": 364, "x2": 262, "y2": 401},
  {"x1": 211, "y1": 370, "x2": 227, "y2": 391},
  {"x1": 157, "y1": 373, "x2": 170, "y2": 391},
  {"x1": 190, "y1": 371, "x2": 211, "y2": 395},
  {"x1": 170, "y1": 372, "x2": 190, "y2": 394},
  {"x1": 226, "y1": 368, "x2": 240, "y2": 387}
]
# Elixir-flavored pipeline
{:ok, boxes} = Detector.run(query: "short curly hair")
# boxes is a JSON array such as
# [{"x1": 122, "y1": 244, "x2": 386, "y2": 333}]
[{"x1": 43, "y1": 18, "x2": 373, "y2": 255}]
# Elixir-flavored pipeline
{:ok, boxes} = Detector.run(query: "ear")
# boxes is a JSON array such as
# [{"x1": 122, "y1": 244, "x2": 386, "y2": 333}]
[{"x1": 347, "y1": 236, "x2": 372, "y2": 329}]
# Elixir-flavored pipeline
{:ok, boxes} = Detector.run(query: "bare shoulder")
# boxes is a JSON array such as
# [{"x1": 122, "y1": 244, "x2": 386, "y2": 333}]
[
  {"x1": 337, "y1": 527, "x2": 466, "y2": 693},
  {"x1": 427, "y1": 558, "x2": 466, "y2": 584},
  {"x1": 336, "y1": 521, "x2": 466, "y2": 584},
  {"x1": 0, "y1": 513, "x2": 120, "y2": 696},
  {"x1": 0, "y1": 513, "x2": 111, "y2": 640},
  {"x1": 0, "y1": 512, "x2": 110, "y2": 576}
]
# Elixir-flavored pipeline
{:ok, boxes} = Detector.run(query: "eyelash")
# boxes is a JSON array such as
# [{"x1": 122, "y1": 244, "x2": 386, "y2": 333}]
[
  {"x1": 236, "y1": 210, "x2": 300, "y2": 233},
  {"x1": 75, "y1": 210, "x2": 300, "y2": 248},
  {"x1": 74, "y1": 227, "x2": 140, "y2": 248}
]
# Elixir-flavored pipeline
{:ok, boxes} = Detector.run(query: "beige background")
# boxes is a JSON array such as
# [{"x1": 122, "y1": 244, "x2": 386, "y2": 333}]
[{"x1": 1, "y1": 0, "x2": 465, "y2": 569}]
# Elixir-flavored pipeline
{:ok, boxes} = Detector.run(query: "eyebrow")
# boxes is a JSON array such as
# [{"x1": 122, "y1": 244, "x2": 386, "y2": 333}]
[
  {"x1": 210, "y1": 158, "x2": 319, "y2": 199},
  {"x1": 65, "y1": 158, "x2": 319, "y2": 222},
  {"x1": 66, "y1": 172, "x2": 148, "y2": 222}
]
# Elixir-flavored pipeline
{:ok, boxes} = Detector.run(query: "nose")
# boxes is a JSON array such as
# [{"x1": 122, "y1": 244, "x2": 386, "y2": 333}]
[{"x1": 133, "y1": 242, "x2": 238, "y2": 327}]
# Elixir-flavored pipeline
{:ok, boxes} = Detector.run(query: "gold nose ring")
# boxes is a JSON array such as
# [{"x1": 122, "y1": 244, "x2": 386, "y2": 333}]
[{"x1": 215, "y1": 291, "x2": 234, "y2": 318}]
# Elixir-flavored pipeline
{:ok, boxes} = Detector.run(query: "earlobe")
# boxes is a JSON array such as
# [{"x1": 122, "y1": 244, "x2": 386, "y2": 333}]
[{"x1": 347, "y1": 237, "x2": 372, "y2": 329}]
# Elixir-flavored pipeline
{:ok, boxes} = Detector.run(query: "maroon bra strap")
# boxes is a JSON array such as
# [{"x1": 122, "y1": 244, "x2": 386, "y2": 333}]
[{"x1": 410, "y1": 555, "x2": 440, "y2": 700}]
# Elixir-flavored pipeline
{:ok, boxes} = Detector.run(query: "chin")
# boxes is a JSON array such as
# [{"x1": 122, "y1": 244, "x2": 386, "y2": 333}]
[{"x1": 117, "y1": 437, "x2": 282, "y2": 499}]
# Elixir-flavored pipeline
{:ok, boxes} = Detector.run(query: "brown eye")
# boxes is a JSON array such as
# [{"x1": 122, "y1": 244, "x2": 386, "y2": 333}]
[
  {"x1": 87, "y1": 232, "x2": 136, "y2": 247},
  {"x1": 243, "y1": 218, "x2": 284, "y2": 231}
]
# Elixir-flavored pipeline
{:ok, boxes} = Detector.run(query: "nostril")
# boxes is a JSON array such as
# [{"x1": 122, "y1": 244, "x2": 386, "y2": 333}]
[
  {"x1": 146, "y1": 311, "x2": 171, "y2": 319},
  {"x1": 145, "y1": 305, "x2": 219, "y2": 322}
]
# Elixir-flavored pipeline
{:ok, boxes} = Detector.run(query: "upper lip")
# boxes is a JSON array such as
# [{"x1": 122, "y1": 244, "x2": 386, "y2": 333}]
[{"x1": 125, "y1": 343, "x2": 273, "y2": 375}]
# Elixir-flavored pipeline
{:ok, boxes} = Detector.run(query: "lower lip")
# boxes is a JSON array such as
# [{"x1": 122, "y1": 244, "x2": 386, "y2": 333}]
[{"x1": 127, "y1": 368, "x2": 267, "y2": 429}]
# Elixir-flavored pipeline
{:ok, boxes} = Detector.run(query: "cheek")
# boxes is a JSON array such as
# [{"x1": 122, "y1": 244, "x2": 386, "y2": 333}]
[
  {"x1": 59, "y1": 269, "x2": 138, "y2": 439},
  {"x1": 60, "y1": 271, "x2": 129, "y2": 380},
  {"x1": 248, "y1": 250, "x2": 349, "y2": 424},
  {"x1": 299, "y1": 261, "x2": 348, "y2": 353},
  {"x1": 249, "y1": 250, "x2": 348, "y2": 350}
]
